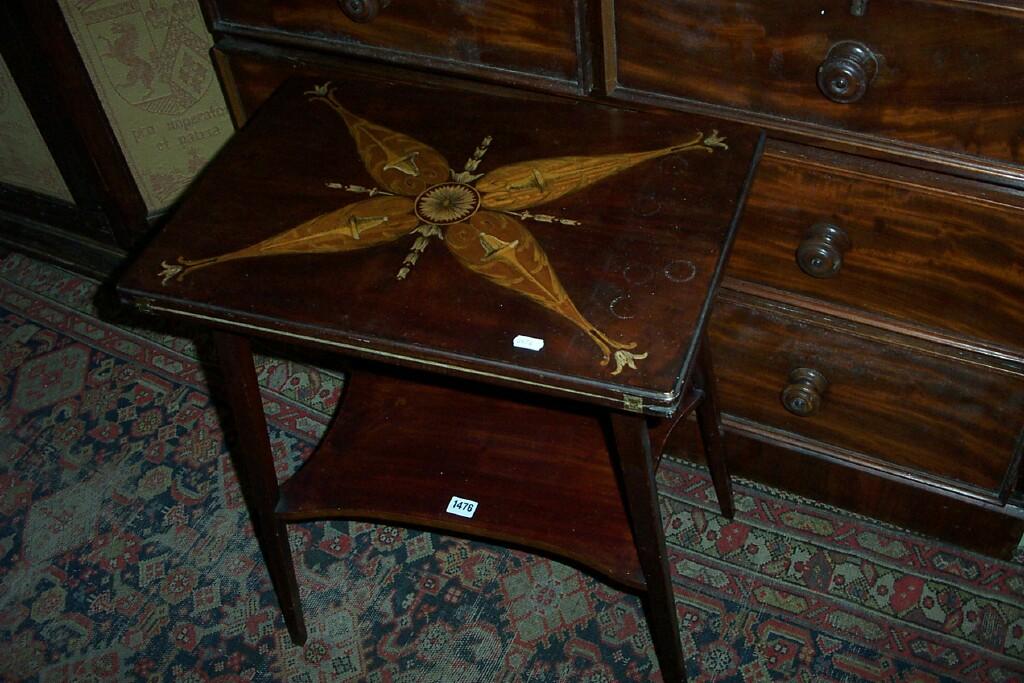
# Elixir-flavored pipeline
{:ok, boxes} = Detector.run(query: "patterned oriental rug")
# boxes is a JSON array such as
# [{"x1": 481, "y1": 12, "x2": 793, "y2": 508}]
[{"x1": 0, "y1": 251, "x2": 1022, "y2": 682}]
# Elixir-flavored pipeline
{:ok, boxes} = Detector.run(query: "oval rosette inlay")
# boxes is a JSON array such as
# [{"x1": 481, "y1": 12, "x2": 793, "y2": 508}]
[{"x1": 414, "y1": 182, "x2": 481, "y2": 225}]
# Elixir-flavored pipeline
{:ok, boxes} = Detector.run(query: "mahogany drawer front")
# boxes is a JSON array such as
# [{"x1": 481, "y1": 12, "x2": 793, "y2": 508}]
[
  {"x1": 709, "y1": 294, "x2": 1024, "y2": 495},
  {"x1": 614, "y1": 0, "x2": 1024, "y2": 168},
  {"x1": 725, "y1": 145, "x2": 1024, "y2": 356},
  {"x1": 210, "y1": 0, "x2": 581, "y2": 90}
]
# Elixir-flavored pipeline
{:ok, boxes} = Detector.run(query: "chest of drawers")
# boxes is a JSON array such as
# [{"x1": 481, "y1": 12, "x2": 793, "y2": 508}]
[{"x1": 198, "y1": 0, "x2": 1024, "y2": 557}]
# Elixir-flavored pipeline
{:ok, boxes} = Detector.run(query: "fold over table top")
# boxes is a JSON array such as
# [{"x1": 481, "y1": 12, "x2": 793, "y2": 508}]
[{"x1": 119, "y1": 76, "x2": 763, "y2": 414}]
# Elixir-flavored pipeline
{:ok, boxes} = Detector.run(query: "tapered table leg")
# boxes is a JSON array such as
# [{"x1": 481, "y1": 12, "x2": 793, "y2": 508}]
[
  {"x1": 609, "y1": 412, "x2": 687, "y2": 683},
  {"x1": 213, "y1": 330, "x2": 307, "y2": 645},
  {"x1": 693, "y1": 336, "x2": 735, "y2": 519}
]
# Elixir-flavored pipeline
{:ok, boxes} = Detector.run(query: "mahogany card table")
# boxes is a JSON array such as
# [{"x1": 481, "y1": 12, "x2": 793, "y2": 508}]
[{"x1": 118, "y1": 75, "x2": 763, "y2": 681}]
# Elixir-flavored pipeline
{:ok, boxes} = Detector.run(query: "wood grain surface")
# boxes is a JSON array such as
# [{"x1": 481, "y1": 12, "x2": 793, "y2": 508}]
[
  {"x1": 707, "y1": 292, "x2": 1024, "y2": 494},
  {"x1": 207, "y1": 0, "x2": 583, "y2": 91},
  {"x1": 277, "y1": 364, "x2": 645, "y2": 589},
  {"x1": 728, "y1": 142, "x2": 1024, "y2": 358},
  {"x1": 118, "y1": 74, "x2": 761, "y2": 410},
  {"x1": 614, "y1": 0, "x2": 1024, "y2": 173}
]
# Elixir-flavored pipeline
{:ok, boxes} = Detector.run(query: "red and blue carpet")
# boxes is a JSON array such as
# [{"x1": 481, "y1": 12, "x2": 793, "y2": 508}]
[{"x1": 0, "y1": 251, "x2": 1021, "y2": 681}]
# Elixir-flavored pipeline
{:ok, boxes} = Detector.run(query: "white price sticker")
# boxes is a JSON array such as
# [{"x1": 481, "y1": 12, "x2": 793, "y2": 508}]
[
  {"x1": 513, "y1": 335, "x2": 544, "y2": 351},
  {"x1": 446, "y1": 496, "x2": 478, "y2": 518}
]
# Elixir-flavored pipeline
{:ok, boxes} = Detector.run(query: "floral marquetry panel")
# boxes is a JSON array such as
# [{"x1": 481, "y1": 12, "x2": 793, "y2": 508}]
[
  {"x1": 58, "y1": 0, "x2": 233, "y2": 212},
  {"x1": 119, "y1": 76, "x2": 763, "y2": 412}
]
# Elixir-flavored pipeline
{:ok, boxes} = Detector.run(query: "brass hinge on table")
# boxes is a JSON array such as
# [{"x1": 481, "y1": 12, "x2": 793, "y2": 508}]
[
  {"x1": 623, "y1": 394, "x2": 644, "y2": 413},
  {"x1": 133, "y1": 298, "x2": 156, "y2": 314}
]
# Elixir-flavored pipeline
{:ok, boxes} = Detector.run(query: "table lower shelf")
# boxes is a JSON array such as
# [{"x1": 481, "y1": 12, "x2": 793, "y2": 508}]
[{"x1": 276, "y1": 367, "x2": 645, "y2": 590}]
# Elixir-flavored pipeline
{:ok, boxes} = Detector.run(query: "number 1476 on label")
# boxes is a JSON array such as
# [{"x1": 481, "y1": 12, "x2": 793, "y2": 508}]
[{"x1": 446, "y1": 496, "x2": 478, "y2": 518}]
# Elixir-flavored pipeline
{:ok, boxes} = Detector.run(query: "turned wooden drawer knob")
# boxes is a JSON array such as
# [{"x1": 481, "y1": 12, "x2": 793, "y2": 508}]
[
  {"x1": 339, "y1": 0, "x2": 391, "y2": 23},
  {"x1": 817, "y1": 41, "x2": 878, "y2": 103},
  {"x1": 781, "y1": 368, "x2": 829, "y2": 417},
  {"x1": 796, "y1": 223, "x2": 851, "y2": 278}
]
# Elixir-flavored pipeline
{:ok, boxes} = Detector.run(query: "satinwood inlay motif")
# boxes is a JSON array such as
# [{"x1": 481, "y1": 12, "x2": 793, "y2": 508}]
[{"x1": 158, "y1": 82, "x2": 729, "y2": 374}]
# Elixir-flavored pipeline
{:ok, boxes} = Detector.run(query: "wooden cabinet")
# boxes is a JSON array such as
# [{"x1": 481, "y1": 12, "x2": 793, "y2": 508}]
[
  {"x1": 0, "y1": 1, "x2": 149, "y2": 276},
  {"x1": 188, "y1": 0, "x2": 1024, "y2": 556},
  {"x1": 607, "y1": 1, "x2": 1024, "y2": 556}
]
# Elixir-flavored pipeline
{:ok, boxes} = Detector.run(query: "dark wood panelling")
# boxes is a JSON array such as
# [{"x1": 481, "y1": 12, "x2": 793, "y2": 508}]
[
  {"x1": 2, "y1": 0, "x2": 149, "y2": 244},
  {"x1": 0, "y1": 184, "x2": 109, "y2": 244},
  {"x1": 0, "y1": 184, "x2": 126, "y2": 277},
  {"x1": 0, "y1": 0, "x2": 150, "y2": 276},
  {"x1": 206, "y1": 0, "x2": 583, "y2": 92},
  {"x1": 210, "y1": 39, "x2": 575, "y2": 129}
]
